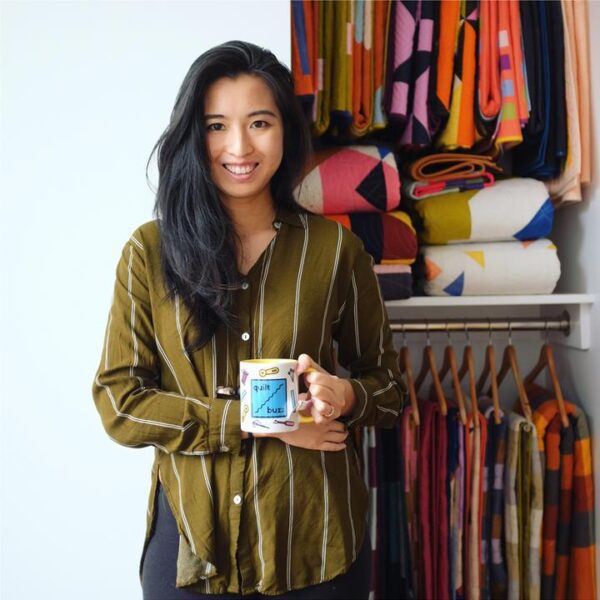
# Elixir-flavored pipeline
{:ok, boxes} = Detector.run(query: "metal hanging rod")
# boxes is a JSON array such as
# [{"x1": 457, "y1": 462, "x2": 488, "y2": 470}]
[{"x1": 389, "y1": 312, "x2": 570, "y2": 336}]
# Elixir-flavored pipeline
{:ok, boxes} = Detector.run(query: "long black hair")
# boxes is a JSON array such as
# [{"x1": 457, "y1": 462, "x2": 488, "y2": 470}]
[{"x1": 147, "y1": 41, "x2": 313, "y2": 354}]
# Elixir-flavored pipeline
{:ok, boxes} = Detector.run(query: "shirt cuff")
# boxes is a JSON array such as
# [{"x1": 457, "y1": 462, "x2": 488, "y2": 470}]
[{"x1": 208, "y1": 398, "x2": 242, "y2": 454}]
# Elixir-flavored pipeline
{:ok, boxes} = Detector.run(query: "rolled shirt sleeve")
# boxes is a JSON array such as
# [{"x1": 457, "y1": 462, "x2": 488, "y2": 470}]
[
  {"x1": 92, "y1": 237, "x2": 242, "y2": 455},
  {"x1": 335, "y1": 237, "x2": 406, "y2": 428}
]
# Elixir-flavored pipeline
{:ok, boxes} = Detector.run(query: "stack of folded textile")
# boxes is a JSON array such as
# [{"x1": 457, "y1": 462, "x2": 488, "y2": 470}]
[
  {"x1": 410, "y1": 178, "x2": 560, "y2": 296},
  {"x1": 293, "y1": 145, "x2": 417, "y2": 300}
]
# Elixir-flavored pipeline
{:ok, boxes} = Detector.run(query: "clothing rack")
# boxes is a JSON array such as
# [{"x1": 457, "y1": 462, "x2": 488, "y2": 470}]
[{"x1": 388, "y1": 311, "x2": 570, "y2": 336}]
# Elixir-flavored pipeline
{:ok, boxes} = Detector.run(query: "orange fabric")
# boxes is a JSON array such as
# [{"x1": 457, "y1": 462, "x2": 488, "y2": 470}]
[
  {"x1": 478, "y1": 0, "x2": 501, "y2": 121},
  {"x1": 456, "y1": 12, "x2": 478, "y2": 148},
  {"x1": 436, "y1": 0, "x2": 461, "y2": 112},
  {"x1": 291, "y1": 0, "x2": 317, "y2": 97}
]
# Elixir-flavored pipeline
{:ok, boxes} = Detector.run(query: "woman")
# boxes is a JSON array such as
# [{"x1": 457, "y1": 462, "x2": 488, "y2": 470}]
[{"x1": 92, "y1": 40, "x2": 404, "y2": 599}]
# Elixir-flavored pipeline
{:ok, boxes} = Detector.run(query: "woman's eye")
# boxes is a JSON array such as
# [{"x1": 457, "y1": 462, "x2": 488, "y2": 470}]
[
  {"x1": 252, "y1": 120, "x2": 269, "y2": 128},
  {"x1": 206, "y1": 123, "x2": 224, "y2": 131}
]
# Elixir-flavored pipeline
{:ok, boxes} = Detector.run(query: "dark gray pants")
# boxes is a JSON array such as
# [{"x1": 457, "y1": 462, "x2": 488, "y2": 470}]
[{"x1": 141, "y1": 483, "x2": 371, "y2": 599}]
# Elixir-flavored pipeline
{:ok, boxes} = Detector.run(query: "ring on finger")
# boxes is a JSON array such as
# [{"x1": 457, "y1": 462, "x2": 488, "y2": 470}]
[{"x1": 325, "y1": 404, "x2": 335, "y2": 418}]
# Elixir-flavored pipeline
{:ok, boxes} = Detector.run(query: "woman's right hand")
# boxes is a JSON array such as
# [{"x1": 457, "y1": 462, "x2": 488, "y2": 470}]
[{"x1": 266, "y1": 419, "x2": 349, "y2": 452}]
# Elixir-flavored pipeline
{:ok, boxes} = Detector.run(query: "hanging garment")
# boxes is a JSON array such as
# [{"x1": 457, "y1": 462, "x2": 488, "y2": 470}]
[
  {"x1": 418, "y1": 399, "x2": 450, "y2": 599},
  {"x1": 481, "y1": 403, "x2": 509, "y2": 599},
  {"x1": 325, "y1": 211, "x2": 417, "y2": 265},
  {"x1": 350, "y1": 0, "x2": 373, "y2": 137},
  {"x1": 419, "y1": 239, "x2": 561, "y2": 296},
  {"x1": 504, "y1": 413, "x2": 543, "y2": 600},
  {"x1": 528, "y1": 384, "x2": 597, "y2": 600},
  {"x1": 373, "y1": 264, "x2": 413, "y2": 301},
  {"x1": 378, "y1": 425, "x2": 414, "y2": 599},
  {"x1": 436, "y1": 0, "x2": 480, "y2": 149},
  {"x1": 466, "y1": 413, "x2": 488, "y2": 600},
  {"x1": 402, "y1": 407, "x2": 420, "y2": 598},
  {"x1": 364, "y1": 426, "x2": 379, "y2": 600},
  {"x1": 446, "y1": 407, "x2": 465, "y2": 600},
  {"x1": 411, "y1": 178, "x2": 554, "y2": 245},
  {"x1": 292, "y1": 0, "x2": 318, "y2": 117},
  {"x1": 294, "y1": 145, "x2": 401, "y2": 214}
]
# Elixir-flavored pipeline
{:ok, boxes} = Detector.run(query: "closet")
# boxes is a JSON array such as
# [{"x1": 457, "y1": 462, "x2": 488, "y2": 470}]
[{"x1": 288, "y1": 1, "x2": 599, "y2": 599}]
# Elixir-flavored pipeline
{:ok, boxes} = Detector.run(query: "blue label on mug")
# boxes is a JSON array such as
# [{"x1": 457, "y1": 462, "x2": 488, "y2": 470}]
[{"x1": 251, "y1": 378, "x2": 287, "y2": 418}]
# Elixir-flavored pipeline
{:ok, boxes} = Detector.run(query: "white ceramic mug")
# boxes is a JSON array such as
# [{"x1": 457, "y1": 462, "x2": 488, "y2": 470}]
[{"x1": 240, "y1": 359, "x2": 314, "y2": 434}]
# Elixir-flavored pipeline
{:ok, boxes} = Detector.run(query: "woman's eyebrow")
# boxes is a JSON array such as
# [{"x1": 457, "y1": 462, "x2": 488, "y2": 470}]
[{"x1": 203, "y1": 109, "x2": 278, "y2": 119}]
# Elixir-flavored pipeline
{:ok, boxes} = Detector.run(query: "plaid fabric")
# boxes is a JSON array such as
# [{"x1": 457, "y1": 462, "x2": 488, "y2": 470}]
[
  {"x1": 402, "y1": 407, "x2": 420, "y2": 597},
  {"x1": 528, "y1": 384, "x2": 597, "y2": 600},
  {"x1": 505, "y1": 413, "x2": 543, "y2": 600},
  {"x1": 481, "y1": 403, "x2": 508, "y2": 599}
]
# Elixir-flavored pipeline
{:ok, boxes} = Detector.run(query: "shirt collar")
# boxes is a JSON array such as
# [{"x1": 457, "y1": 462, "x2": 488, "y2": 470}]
[{"x1": 274, "y1": 206, "x2": 306, "y2": 229}]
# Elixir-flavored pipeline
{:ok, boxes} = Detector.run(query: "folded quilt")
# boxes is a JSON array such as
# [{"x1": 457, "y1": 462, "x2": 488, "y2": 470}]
[
  {"x1": 325, "y1": 211, "x2": 417, "y2": 264},
  {"x1": 294, "y1": 146, "x2": 401, "y2": 214},
  {"x1": 420, "y1": 239, "x2": 560, "y2": 296},
  {"x1": 412, "y1": 178, "x2": 554, "y2": 244},
  {"x1": 374, "y1": 264, "x2": 413, "y2": 300}
]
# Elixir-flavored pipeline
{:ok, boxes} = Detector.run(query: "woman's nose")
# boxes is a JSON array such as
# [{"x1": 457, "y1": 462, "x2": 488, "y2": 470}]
[{"x1": 228, "y1": 127, "x2": 253, "y2": 156}]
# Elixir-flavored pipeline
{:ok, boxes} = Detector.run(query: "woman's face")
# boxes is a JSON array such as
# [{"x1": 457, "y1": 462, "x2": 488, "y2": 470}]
[{"x1": 203, "y1": 74, "x2": 284, "y2": 212}]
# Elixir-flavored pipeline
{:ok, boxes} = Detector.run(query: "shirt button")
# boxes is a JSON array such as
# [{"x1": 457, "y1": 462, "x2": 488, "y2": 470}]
[
  {"x1": 273, "y1": 221, "x2": 281, "y2": 230},
  {"x1": 233, "y1": 494, "x2": 242, "y2": 505},
  {"x1": 241, "y1": 332, "x2": 250, "y2": 341},
  {"x1": 241, "y1": 281, "x2": 249, "y2": 290}
]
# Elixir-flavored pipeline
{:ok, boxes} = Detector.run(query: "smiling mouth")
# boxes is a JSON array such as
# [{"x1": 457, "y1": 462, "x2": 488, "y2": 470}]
[{"x1": 223, "y1": 163, "x2": 259, "y2": 175}]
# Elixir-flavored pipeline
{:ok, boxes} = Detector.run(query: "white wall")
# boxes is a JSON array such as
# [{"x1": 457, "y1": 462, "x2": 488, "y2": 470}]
[{"x1": 0, "y1": 2, "x2": 290, "y2": 598}]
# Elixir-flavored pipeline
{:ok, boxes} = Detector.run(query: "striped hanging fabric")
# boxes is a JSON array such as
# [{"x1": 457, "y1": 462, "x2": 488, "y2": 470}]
[
  {"x1": 436, "y1": 0, "x2": 480, "y2": 149},
  {"x1": 350, "y1": 0, "x2": 373, "y2": 136},
  {"x1": 291, "y1": 0, "x2": 318, "y2": 120}
]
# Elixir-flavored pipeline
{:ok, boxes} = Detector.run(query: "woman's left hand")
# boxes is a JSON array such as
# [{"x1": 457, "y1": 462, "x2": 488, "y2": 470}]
[{"x1": 296, "y1": 353, "x2": 348, "y2": 425}]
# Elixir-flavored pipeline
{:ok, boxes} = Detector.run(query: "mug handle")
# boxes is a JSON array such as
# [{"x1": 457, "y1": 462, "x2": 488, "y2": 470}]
[{"x1": 297, "y1": 367, "x2": 317, "y2": 423}]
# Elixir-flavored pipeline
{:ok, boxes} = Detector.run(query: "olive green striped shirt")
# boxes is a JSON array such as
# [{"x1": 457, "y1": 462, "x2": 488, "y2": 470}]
[{"x1": 92, "y1": 208, "x2": 405, "y2": 595}]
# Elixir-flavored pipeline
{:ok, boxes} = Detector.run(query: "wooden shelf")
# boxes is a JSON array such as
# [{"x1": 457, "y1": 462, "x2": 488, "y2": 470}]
[
  {"x1": 385, "y1": 293, "x2": 595, "y2": 308},
  {"x1": 384, "y1": 294, "x2": 595, "y2": 350}
]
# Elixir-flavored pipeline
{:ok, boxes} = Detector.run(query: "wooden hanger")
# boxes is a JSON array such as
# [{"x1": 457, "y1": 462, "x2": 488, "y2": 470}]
[
  {"x1": 495, "y1": 322, "x2": 533, "y2": 421},
  {"x1": 437, "y1": 326, "x2": 467, "y2": 424},
  {"x1": 414, "y1": 323, "x2": 448, "y2": 416},
  {"x1": 398, "y1": 325, "x2": 420, "y2": 427},
  {"x1": 476, "y1": 322, "x2": 502, "y2": 425},
  {"x1": 524, "y1": 321, "x2": 569, "y2": 428},
  {"x1": 456, "y1": 325, "x2": 480, "y2": 429}
]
